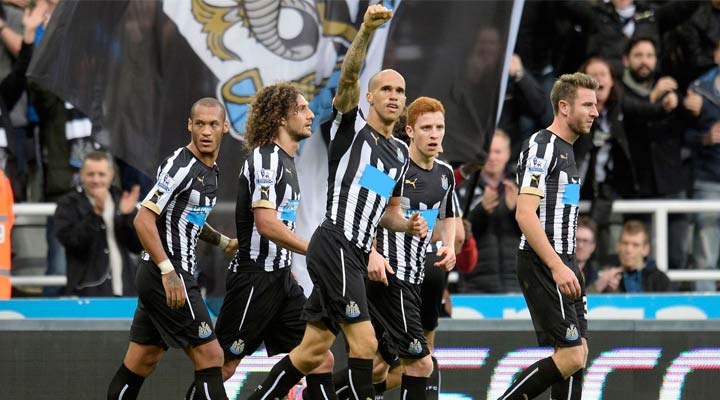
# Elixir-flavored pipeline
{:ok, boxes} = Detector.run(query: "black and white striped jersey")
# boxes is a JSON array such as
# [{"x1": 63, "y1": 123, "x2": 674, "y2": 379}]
[
  {"x1": 230, "y1": 144, "x2": 300, "y2": 272},
  {"x1": 324, "y1": 107, "x2": 409, "y2": 253},
  {"x1": 517, "y1": 129, "x2": 581, "y2": 254},
  {"x1": 377, "y1": 159, "x2": 456, "y2": 284},
  {"x1": 141, "y1": 147, "x2": 219, "y2": 274}
]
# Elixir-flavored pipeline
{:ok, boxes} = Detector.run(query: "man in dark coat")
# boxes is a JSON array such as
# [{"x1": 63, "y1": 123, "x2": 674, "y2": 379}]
[{"x1": 54, "y1": 151, "x2": 142, "y2": 296}]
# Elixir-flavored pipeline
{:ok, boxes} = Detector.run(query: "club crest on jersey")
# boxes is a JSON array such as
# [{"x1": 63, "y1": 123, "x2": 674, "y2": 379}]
[
  {"x1": 441, "y1": 174, "x2": 449, "y2": 190},
  {"x1": 198, "y1": 322, "x2": 212, "y2": 339},
  {"x1": 229, "y1": 339, "x2": 245, "y2": 355},
  {"x1": 565, "y1": 324, "x2": 579, "y2": 341},
  {"x1": 345, "y1": 301, "x2": 360, "y2": 318},
  {"x1": 396, "y1": 148, "x2": 405, "y2": 163},
  {"x1": 527, "y1": 157, "x2": 547, "y2": 176},
  {"x1": 408, "y1": 339, "x2": 422, "y2": 355},
  {"x1": 157, "y1": 173, "x2": 174, "y2": 193}
]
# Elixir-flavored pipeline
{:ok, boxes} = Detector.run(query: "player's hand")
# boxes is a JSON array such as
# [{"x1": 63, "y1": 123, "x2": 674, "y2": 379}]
[
  {"x1": 434, "y1": 246, "x2": 456, "y2": 272},
  {"x1": 363, "y1": 4, "x2": 392, "y2": 30},
  {"x1": 406, "y1": 212, "x2": 428, "y2": 238},
  {"x1": 551, "y1": 264, "x2": 581, "y2": 299},
  {"x1": 162, "y1": 272, "x2": 186, "y2": 309},
  {"x1": 368, "y1": 248, "x2": 393, "y2": 286},
  {"x1": 223, "y1": 238, "x2": 239, "y2": 257}
]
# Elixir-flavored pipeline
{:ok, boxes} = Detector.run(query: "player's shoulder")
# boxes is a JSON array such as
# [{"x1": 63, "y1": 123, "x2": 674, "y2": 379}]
[
  {"x1": 391, "y1": 136, "x2": 410, "y2": 153},
  {"x1": 524, "y1": 130, "x2": 558, "y2": 155},
  {"x1": 433, "y1": 158, "x2": 454, "y2": 174}
]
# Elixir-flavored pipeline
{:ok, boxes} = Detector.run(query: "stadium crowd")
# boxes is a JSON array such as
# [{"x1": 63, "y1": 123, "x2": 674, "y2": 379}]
[{"x1": 2, "y1": 0, "x2": 719, "y2": 297}]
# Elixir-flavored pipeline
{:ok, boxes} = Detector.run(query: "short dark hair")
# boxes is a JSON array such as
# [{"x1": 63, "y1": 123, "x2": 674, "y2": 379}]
[
  {"x1": 577, "y1": 215, "x2": 597, "y2": 238},
  {"x1": 621, "y1": 220, "x2": 650, "y2": 245},
  {"x1": 82, "y1": 150, "x2": 114, "y2": 170},
  {"x1": 624, "y1": 36, "x2": 656, "y2": 57},
  {"x1": 190, "y1": 97, "x2": 227, "y2": 122},
  {"x1": 550, "y1": 72, "x2": 599, "y2": 115}
]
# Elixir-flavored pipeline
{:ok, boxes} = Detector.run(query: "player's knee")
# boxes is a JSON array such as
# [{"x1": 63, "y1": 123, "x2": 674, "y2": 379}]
[
  {"x1": 567, "y1": 346, "x2": 586, "y2": 372},
  {"x1": 221, "y1": 359, "x2": 241, "y2": 381},
  {"x1": 312, "y1": 350, "x2": 335, "y2": 374},
  {"x1": 193, "y1": 342, "x2": 225, "y2": 368},
  {"x1": 373, "y1": 361, "x2": 389, "y2": 383},
  {"x1": 402, "y1": 356, "x2": 433, "y2": 377},
  {"x1": 305, "y1": 342, "x2": 331, "y2": 371},
  {"x1": 348, "y1": 335, "x2": 377, "y2": 359},
  {"x1": 137, "y1": 351, "x2": 163, "y2": 374}
]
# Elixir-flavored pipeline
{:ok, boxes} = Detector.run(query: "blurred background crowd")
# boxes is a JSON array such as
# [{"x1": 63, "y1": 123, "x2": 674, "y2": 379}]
[{"x1": 3, "y1": 0, "x2": 720, "y2": 300}]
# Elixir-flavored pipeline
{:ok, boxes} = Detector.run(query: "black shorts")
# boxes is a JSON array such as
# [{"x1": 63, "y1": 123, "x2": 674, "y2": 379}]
[
  {"x1": 302, "y1": 224, "x2": 370, "y2": 335},
  {"x1": 517, "y1": 250, "x2": 588, "y2": 348},
  {"x1": 215, "y1": 268, "x2": 306, "y2": 359},
  {"x1": 420, "y1": 250, "x2": 448, "y2": 332},
  {"x1": 368, "y1": 276, "x2": 430, "y2": 364},
  {"x1": 129, "y1": 260, "x2": 216, "y2": 349}
]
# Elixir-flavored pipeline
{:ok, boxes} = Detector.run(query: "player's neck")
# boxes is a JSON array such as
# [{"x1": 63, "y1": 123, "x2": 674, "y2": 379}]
[
  {"x1": 186, "y1": 144, "x2": 217, "y2": 167},
  {"x1": 410, "y1": 146, "x2": 434, "y2": 170},
  {"x1": 366, "y1": 113, "x2": 395, "y2": 138},
  {"x1": 274, "y1": 132, "x2": 300, "y2": 157},
  {"x1": 547, "y1": 120, "x2": 578, "y2": 144}
]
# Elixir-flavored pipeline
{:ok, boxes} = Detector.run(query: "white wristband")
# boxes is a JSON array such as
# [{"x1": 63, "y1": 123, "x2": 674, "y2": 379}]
[
  {"x1": 218, "y1": 234, "x2": 230, "y2": 249},
  {"x1": 157, "y1": 259, "x2": 174, "y2": 275}
]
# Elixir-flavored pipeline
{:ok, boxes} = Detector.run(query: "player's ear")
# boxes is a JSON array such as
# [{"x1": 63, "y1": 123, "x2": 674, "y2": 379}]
[
  {"x1": 223, "y1": 119, "x2": 229, "y2": 134},
  {"x1": 405, "y1": 125, "x2": 413, "y2": 139},
  {"x1": 187, "y1": 118, "x2": 193, "y2": 133},
  {"x1": 366, "y1": 91, "x2": 373, "y2": 105}
]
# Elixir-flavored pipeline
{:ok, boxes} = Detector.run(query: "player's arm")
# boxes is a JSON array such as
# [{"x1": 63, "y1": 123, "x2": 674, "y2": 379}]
[
  {"x1": 199, "y1": 223, "x2": 237, "y2": 256},
  {"x1": 254, "y1": 208, "x2": 309, "y2": 255},
  {"x1": 332, "y1": 4, "x2": 392, "y2": 113},
  {"x1": 515, "y1": 193, "x2": 581, "y2": 298},
  {"x1": 134, "y1": 206, "x2": 185, "y2": 309},
  {"x1": 433, "y1": 217, "x2": 457, "y2": 271},
  {"x1": 380, "y1": 196, "x2": 428, "y2": 237}
]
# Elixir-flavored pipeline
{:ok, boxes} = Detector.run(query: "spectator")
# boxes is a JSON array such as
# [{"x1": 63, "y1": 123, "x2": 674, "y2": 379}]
[
  {"x1": 576, "y1": 216, "x2": 598, "y2": 288},
  {"x1": 497, "y1": 54, "x2": 547, "y2": 163},
  {"x1": 53, "y1": 151, "x2": 142, "y2": 296},
  {"x1": 621, "y1": 36, "x2": 690, "y2": 271},
  {"x1": 594, "y1": 220, "x2": 671, "y2": 293},
  {"x1": 684, "y1": 40, "x2": 720, "y2": 292},
  {"x1": 664, "y1": 0, "x2": 720, "y2": 91},
  {"x1": 457, "y1": 130, "x2": 521, "y2": 293},
  {"x1": 567, "y1": 0, "x2": 699, "y2": 79},
  {"x1": 0, "y1": 2, "x2": 47, "y2": 199}
]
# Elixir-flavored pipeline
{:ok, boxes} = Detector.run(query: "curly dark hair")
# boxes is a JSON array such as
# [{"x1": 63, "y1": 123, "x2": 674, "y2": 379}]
[{"x1": 244, "y1": 82, "x2": 302, "y2": 150}]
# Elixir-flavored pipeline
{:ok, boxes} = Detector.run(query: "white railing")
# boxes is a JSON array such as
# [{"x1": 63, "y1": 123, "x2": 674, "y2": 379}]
[{"x1": 11, "y1": 200, "x2": 720, "y2": 286}]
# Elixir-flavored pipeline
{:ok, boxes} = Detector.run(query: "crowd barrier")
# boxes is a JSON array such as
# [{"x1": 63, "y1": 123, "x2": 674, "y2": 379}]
[{"x1": 12, "y1": 199, "x2": 720, "y2": 287}]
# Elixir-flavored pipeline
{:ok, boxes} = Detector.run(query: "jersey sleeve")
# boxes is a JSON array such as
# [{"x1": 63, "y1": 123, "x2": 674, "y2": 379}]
[
  {"x1": 141, "y1": 155, "x2": 191, "y2": 215},
  {"x1": 329, "y1": 106, "x2": 359, "y2": 141},
  {"x1": 438, "y1": 169, "x2": 457, "y2": 219},
  {"x1": 392, "y1": 142, "x2": 411, "y2": 198},
  {"x1": 250, "y1": 150, "x2": 281, "y2": 210},
  {"x1": 518, "y1": 141, "x2": 555, "y2": 198}
]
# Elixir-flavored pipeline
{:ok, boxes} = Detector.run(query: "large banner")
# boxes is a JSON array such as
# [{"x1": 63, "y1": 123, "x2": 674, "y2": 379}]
[{"x1": 28, "y1": 0, "x2": 518, "y2": 195}]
